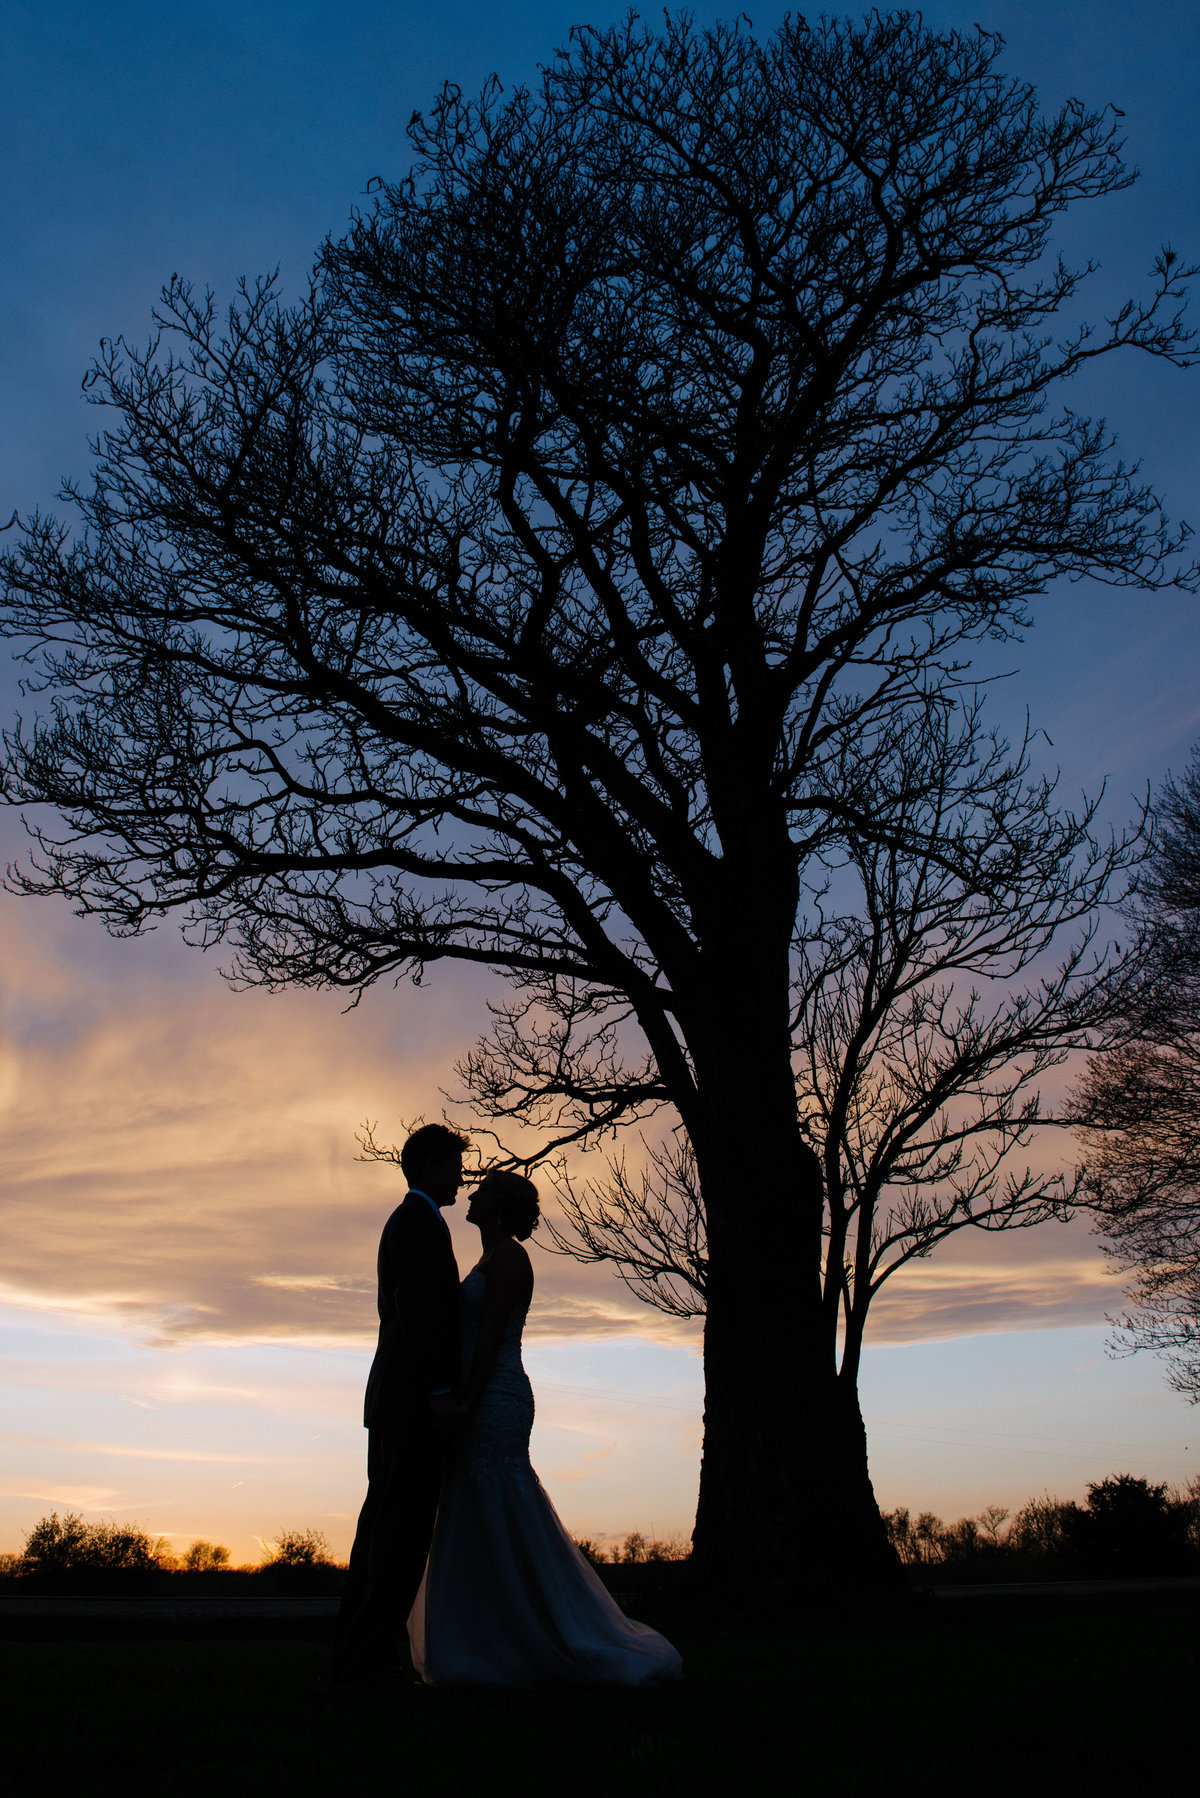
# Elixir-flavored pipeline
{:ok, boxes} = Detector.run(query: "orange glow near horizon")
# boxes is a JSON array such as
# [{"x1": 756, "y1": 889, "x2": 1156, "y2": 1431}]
[{"x1": 2, "y1": 865, "x2": 1197, "y2": 1564}]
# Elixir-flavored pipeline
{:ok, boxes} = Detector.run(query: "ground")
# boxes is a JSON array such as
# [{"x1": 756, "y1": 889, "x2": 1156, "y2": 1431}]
[{"x1": 2, "y1": 1591, "x2": 1194, "y2": 1796}]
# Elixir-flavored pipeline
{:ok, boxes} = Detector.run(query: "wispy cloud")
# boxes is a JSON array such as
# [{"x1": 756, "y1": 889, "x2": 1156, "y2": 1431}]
[
  {"x1": 0, "y1": 886, "x2": 1124, "y2": 1358},
  {"x1": 252, "y1": 1275, "x2": 373, "y2": 1295},
  {"x1": 548, "y1": 1442, "x2": 620, "y2": 1484},
  {"x1": 0, "y1": 1484, "x2": 121, "y2": 1511},
  {"x1": 866, "y1": 1217, "x2": 1117, "y2": 1345},
  {"x1": 0, "y1": 1432, "x2": 292, "y2": 1467}
]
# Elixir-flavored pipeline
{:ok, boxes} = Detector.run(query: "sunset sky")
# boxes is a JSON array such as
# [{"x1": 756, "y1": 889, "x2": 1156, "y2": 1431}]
[{"x1": 2, "y1": 0, "x2": 1199, "y2": 1565}]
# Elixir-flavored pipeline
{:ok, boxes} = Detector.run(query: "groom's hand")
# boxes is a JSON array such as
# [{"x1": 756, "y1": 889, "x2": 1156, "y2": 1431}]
[{"x1": 430, "y1": 1391, "x2": 465, "y2": 1439}]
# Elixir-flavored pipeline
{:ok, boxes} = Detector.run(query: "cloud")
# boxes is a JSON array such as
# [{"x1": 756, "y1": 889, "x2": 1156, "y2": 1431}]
[
  {"x1": 0, "y1": 1484, "x2": 120, "y2": 1511},
  {"x1": 0, "y1": 892, "x2": 695, "y2": 1349},
  {"x1": 1, "y1": 1432, "x2": 288, "y2": 1467},
  {"x1": 0, "y1": 883, "x2": 1124, "y2": 1357},
  {"x1": 519, "y1": 1273, "x2": 701, "y2": 1345},
  {"x1": 546, "y1": 1442, "x2": 620, "y2": 1484},
  {"x1": 865, "y1": 1217, "x2": 1118, "y2": 1346}
]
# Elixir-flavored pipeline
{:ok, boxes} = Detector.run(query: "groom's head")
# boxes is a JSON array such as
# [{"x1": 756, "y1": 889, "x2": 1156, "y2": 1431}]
[{"x1": 401, "y1": 1123, "x2": 470, "y2": 1207}]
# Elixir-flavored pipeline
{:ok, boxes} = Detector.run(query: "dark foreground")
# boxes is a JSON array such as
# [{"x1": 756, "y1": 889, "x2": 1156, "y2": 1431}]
[{"x1": 3, "y1": 1587, "x2": 1195, "y2": 1797}]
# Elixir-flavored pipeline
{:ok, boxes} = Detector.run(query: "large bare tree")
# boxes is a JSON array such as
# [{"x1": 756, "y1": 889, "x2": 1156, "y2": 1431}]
[{"x1": 1, "y1": 14, "x2": 1194, "y2": 1590}]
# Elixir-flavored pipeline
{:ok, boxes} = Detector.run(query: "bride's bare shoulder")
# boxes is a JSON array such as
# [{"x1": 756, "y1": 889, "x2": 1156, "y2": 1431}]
[
  {"x1": 492, "y1": 1236, "x2": 534, "y2": 1290},
  {"x1": 480, "y1": 1236, "x2": 533, "y2": 1277}
]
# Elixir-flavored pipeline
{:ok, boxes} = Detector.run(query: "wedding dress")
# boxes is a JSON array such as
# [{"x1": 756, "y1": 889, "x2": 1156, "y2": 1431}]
[{"x1": 408, "y1": 1266, "x2": 683, "y2": 1687}]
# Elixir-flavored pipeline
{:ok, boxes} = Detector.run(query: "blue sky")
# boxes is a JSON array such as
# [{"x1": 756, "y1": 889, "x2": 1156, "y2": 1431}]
[{"x1": 1, "y1": 1, "x2": 1198, "y2": 1559}]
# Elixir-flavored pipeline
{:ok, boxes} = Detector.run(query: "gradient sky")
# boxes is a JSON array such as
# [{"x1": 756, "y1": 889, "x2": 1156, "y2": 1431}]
[{"x1": 2, "y1": 0, "x2": 1199, "y2": 1562}]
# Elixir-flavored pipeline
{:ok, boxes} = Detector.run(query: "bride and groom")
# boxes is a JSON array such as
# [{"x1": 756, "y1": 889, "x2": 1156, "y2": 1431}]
[{"x1": 333, "y1": 1122, "x2": 682, "y2": 1687}]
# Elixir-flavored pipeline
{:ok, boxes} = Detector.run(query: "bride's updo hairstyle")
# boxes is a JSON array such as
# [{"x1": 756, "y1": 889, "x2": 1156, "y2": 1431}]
[{"x1": 486, "y1": 1170, "x2": 540, "y2": 1242}]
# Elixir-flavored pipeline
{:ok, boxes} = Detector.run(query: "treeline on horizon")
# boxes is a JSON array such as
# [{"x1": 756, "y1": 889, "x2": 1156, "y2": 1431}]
[
  {"x1": 4, "y1": 1476, "x2": 1199, "y2": 1592},
  {"x1": 882, "y1": 1474, "x2": 1200, "y2": 1582},
  {"x1": 0, "y1": 1518, "x2": 345, "y2": 1591},
  {"x1": 0, "y1": 1514, "x2": 690, "y2": 1593}
]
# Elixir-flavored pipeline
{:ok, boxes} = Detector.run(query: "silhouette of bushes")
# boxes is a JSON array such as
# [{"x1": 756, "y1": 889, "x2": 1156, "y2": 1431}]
[
  {"x1": 0, "y1": 1515, "x2": 350, "y2": 1594},
  {"x1": 5, "y1": 1484, "x2": 1196, "y2": 1597},
  {"x1": 181, "y1": 1540, "x2": 230, "y2": 1572},
  {"x1": 610, "y1": 1531, "x2": 690, "y2": 1566},
  {"x1": 255, "y1": 1526, "x2": 343, "y2": 1594},
  {"x1": 572, "y1": 1531, "x2": 690, "y2": 1568},
  {"x1": 1008, "y1": 1492, "x2": 1075, "y2": 1562},
  {"x1": 575, "y1": 1531, "x2": 694, "y2": 1575},
  {"x1": 22, "y1": 1512, "x2": 172, "y2": 1574},
  {"x1": 1061, "y1": 1474, "x2": 1195, "y2": 1576},
  {"x1": 883, "y1": 1475, "x2": 1200, "y2": 1582},
  {"x1": 572, "y1": 1538, "x2": 610, "y2": 1570},
  {"x1": 261, "y1": 1527, "x2": 333, "y2": 1569},
  {"x1": 14, "y1": 1511, "x2": 175, "y2": 1592}
]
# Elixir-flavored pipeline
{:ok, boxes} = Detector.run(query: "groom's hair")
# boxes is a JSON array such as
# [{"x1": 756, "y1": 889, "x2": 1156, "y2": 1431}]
[{"x1": 401, "y1": 1122, "x2": 470, "y2": 1182}]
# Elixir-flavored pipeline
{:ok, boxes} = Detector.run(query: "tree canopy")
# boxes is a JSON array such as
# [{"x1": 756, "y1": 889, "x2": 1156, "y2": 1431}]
[{"x1": 3, "y1": 15, "x2": 1190, "y2": 1025}]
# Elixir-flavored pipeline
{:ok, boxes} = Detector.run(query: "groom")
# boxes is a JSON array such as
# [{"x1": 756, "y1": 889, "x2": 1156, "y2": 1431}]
[{"x1": 333, "y1": 1121, "x2": 469, "y2": 1684}]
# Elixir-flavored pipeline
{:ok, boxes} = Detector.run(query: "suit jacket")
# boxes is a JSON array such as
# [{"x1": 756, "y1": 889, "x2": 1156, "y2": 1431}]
[{"x1": 362, "y1": 1192, "x2": 461, "y2": 1427}]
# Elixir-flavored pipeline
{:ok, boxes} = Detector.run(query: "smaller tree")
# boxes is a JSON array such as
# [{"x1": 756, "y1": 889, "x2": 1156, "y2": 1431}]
[
  {"x1": 21, "y1": 1512, "x2": 91, "y2": 1576},
  {"x1": 262, "y1": 1527, "x2": 333, "y2": 1569},
  {"x1": 1062, "y1": 1473, "x2": 1194, "y2": 1575},
  {"x1": 1177, "y1": 1475, "x2": 1200, "y2": 1554},
  {"x1": 1075, "y1": 749, "x2": 1200, "y2": 1396},
  {"x1": 880, "y1": 1505, "x2": 919, "y2": 1566},
  {"x1": 572, "y1": 1537, "x2": 610, "y2": 1570},
  {"x1": 1009, "y1": 1492, "x2": 1072, "y2": 1562},
  {"x1": 603, "y1": 1529, "x2": 688, "y2": 1566},
  {"x1": 976, "y1": 1505, "x2": 1011, "y2": 1551},
  {"x1": 909, "y1": 1512, "x2": 948, "y2": 1567},
  {"x1": 544, "y1": 706, "x2": 1143, "y2": 1381},
  {"x1": 85, "y1": 1519, "x2": 173, "y2": 1571},
  {"x1": 182, "y1": 1540, "x2": 231, "y2": 1572}
]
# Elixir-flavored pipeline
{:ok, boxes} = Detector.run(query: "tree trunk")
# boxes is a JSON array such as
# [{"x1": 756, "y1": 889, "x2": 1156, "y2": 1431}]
[
  {"x1": 661, "y1": 838, "x2": 905, "y2": 1598},
  {"x1": 681, "y1": 1009, "x2": 904, "y2": 1598}
]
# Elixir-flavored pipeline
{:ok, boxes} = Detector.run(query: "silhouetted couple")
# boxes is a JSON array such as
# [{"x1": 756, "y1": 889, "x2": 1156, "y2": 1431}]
[{"x1": 333, "y1": 1123, "x2": 682, "y2": 1687}]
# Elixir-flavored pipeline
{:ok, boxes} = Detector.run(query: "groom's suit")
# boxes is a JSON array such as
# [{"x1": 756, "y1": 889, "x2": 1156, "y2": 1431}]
[{"x1": 334, "y1": 1191, "x2": 461, "y2": 1680}]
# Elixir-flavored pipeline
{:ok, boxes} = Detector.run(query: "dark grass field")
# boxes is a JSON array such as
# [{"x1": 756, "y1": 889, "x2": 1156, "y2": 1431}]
[{"x1": 3, "y1": 1591, "x2": 1195, "y2": 1797}]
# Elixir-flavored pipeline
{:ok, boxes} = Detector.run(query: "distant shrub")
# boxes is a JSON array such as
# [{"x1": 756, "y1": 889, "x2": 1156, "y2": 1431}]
[
  {"x1": 572, "y1": 1532, "x2": 690, "y2": 1568},
  {"x1": 881, "y1": 1507, "x2": 911, "y2": 1561},
  {"x1": 611, "y1": 1531, "x2": 690, "y2": 1565},
  {"x1": 182, "y1": 1540, "x2": 231, "y2": 1572},
  {"x1": 1175, "y1": 1477, "x2": 1200, "y2": 1552},
  {"x1": 943, "y1": 1517, "x2": 980, "y2": 1560},
  {"x1": 22, "y1": 1512, "x2": 90, "y2": 1574},
  {"x1": 1063, "y1": 1474, "x2": 1194, "y2": 1575},
  {"x1": 262, "y1": 1527, "x2": 333, "y2": 1569},
  {"x1": 21, "y1": 1512, "x2": 171, "y2": 1576},
  {"x1": 573, "y1": 1538, "x2": 610, "y2": 1569},
  {"x1": 886, "y1": 1476, "x2": 1200, "y2": 1581},
  {"x1": 976, "y1": 1505, "x2": 1011, "y2": 1549},
  {"x1": 1009, "y1": 1493, "x2": 1073, "y2": 1560},
  {"x1": 887, "y1": 1502, "x2": 1019, "y2": 1570},
  {"x1": 882, "y1": 1508, "x2": 953, "y2": 1566}
]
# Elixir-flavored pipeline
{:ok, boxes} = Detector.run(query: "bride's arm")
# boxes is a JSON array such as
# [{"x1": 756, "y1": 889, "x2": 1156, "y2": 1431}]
[{"x1": 462, "y1": 1245, "x2": 533, "y2": 1413}]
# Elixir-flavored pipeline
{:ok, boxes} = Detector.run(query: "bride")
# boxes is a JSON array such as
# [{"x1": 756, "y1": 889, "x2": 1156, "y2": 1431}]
[{"x1": 408, "y1": 1168, "x2": 683, "y2": 1687}]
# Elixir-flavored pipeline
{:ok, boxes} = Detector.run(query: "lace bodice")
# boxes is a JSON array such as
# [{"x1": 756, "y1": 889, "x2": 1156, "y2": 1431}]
[{"x1": 459, "y1": 1265, "x2": 534, "y2": 1481}]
